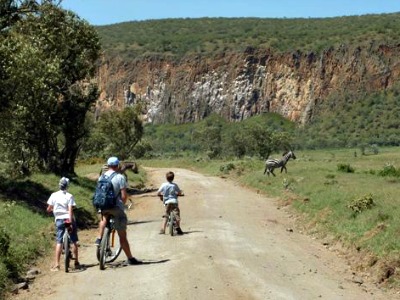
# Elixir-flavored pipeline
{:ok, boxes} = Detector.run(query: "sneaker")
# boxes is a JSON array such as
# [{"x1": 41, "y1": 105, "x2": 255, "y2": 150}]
[
  {"x1": 176, "y1": 228, "x2": 183, "y2": 235},
  {"x1": 94, "y1": 238, "x2": 101, "y2": 246},
  {"x1": 159, "y1": 229, "x2": 165, "y2": 234},
  {"x1": 124, "y1": 257, "x2": 143, "y2": 265},
  {"x1": 74, "y1": 262, "x2": 83, "y2": 270}
]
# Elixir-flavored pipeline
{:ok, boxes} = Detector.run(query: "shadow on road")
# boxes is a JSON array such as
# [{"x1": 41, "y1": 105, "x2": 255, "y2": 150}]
[
  {"x1": 107, "y1": 259, "x2": 170, "y2": 269},
  {"x1": 127, "y1": 220, "x2": 157, "y2": 226},
  {"x1": 179, "y1": 230, "x2": 203, "y2": 235},
  {"x1": 71, "y1": 259, "x2": 170, "y2": 272}
]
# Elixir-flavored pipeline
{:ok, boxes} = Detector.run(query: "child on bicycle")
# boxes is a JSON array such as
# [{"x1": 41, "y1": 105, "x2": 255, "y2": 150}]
[
  {"x1": 47, "y1": 177, "x2": 81, "y2": 271},
  {"x1": 157, "y1": 171, "x2": 184, "y2": 235}
]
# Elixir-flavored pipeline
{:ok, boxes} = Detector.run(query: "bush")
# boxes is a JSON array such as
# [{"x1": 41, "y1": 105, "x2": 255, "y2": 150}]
[
  {"x1": 348, "y1": 193, "x2": 375, "y2": 213},
  {"x1": 337, "y1": 163, "x2": 355, "y2": 173},
  {"x1": 220, "y1": 163, "x2": 235, "y2": 174},
  {"x1": 378, "y1": 163, "x2": 400, "y2": 177}
]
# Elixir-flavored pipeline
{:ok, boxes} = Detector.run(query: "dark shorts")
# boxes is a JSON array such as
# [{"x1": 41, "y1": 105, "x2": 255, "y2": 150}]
[
  {"x1": 165, "y1": 203, "x2": 181, "y2": 222},
  {"x1": 55, "y1": 219, "x2": 78, "y2": 244},
  {"x1": 101, "y1": 206, "x2": 128, "y2": 231}
]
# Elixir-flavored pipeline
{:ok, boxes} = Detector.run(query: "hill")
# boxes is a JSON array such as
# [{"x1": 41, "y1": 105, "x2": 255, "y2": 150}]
[
  {"x1": 96, "y1": 14, "x2": 400, "y2": 60},
  {"x1": 93, "y1": 15, "x2": 400, "y2": 149}
]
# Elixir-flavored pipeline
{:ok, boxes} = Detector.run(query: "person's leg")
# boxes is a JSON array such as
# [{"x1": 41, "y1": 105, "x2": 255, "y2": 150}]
[
  {"x1": 117, "y1": 230, "x2": 132, "y2": 258},
  {"x1": 95, "y1": 215, "x2": 107, "y2": 244},
  {"x1": 72, "y1": 243, "x2": 80, "y2": 265},
  {"x1": 52, "y1": 220, "x2": 63, "y2": 270},
  {"x1": 160, "y1": 205, "x2": 169, "y2": 233},
  {"x1": 161, "y1": 215, "x2": 167, "y2": 233},
  {"x1": 118, "y1": 230, "x2": 142, "y2": 265},
  {"x1": 54, "y1": 243, "x2": 62, "y2": 266}
]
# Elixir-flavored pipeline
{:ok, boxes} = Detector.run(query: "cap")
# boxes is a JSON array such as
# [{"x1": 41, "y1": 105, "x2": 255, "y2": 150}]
[
  {"x1": 107, "y1": 156, "x2": 120, "y2": 166},
  {"x1": 59, "y1": 177, "x2": 70, "y2": 190}
]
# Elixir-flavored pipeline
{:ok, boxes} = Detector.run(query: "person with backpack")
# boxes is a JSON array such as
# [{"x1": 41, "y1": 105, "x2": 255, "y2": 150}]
[
  {"x1": 93, "y1": 156, "x2": 142, "y2": 265},
  {"x1": 47, "y1": 177, "x2": 82, "y2": 271}
]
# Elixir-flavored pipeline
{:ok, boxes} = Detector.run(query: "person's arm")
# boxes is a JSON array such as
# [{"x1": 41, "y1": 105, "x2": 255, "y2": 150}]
[
  {"x1": 46, "y1": 195, "x2": 54, "y2": 213},
  {"x1": 68, "y1": 205, "x2": 74, "y2": 222},
  {"x1": 157, "y1": 191, "x2": 163, "y2": 202},
  {"x1": 46, "y1": 204, "x2": 53, "y2": 213},
  {"x1": 157, "y1": 185, "x2": 164, "y2": 201},
  {"x1": 176, "y1": 184, "x2": 184, "y2": 196},
  {"x1": 120, "y1": 187, "x2": 127, "y2": 204}
]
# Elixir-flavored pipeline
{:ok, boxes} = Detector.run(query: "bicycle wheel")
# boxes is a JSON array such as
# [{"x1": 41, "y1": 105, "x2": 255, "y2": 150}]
[
  {"x1": 63, "y1": 231, "x2": 70, "y2": 273},
  {"x1": 105, "y1": 229, "x2": 122, "y2": 263},
  {"x1": 99, "y1": 227, "x2": 110, "y2": 270},
  {"x1": 169, "y1": 211, "x2": 175, "y2": 236}
]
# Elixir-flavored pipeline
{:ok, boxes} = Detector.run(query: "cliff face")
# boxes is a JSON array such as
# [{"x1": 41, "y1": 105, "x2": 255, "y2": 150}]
[{"x1": 95, "y1": 44, "x2": 400, "y2": 125}]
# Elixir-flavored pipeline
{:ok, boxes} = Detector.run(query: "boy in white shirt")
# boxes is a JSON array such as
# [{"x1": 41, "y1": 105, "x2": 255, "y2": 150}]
[{"x1": 47, "y1": 177, "x2": 81, "y2": 271}]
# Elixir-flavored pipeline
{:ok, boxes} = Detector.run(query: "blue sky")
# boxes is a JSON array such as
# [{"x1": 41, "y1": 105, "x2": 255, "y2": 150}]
[{"x1": 61, "y1": 0, "x2": 400, "y2": 26}]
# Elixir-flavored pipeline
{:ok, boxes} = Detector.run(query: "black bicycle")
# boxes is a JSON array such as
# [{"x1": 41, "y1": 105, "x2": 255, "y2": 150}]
[
  {"x1": 62, "y1": 220, "x2": 73, "y2": 273},
  {"x1": 97, "y1": 213, "x2": 122, "y2": 270}
]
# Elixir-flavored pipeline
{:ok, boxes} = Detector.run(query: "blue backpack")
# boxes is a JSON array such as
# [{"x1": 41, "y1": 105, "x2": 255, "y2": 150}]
[{"x1": 93, "y1": 172, "x2": 118, "y2": 210}]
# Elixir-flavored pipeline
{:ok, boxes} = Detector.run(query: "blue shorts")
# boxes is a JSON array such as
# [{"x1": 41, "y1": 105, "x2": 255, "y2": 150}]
[{"x1": 55, "y1": 219, "x2": 78, "y2": 244}]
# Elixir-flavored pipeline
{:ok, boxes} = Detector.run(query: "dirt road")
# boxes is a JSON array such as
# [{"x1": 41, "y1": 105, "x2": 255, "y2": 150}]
[{"x1": 13, "y1": 168, "x2": 395, "y2": 300}]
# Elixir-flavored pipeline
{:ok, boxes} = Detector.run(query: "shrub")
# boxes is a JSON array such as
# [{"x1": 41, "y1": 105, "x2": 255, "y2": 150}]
[
  {"x1": 337, "y1": 163, "x2": 355, "y2": 173},
  {"x1": 378, "y1": 163, "x2": 400, "y2": 177},
  {"x1": 348, "y1": 193, "x2": 375, "y2": 213},
  {"x1": 220, "y1": 163, "x2": 235, "y2": 174}
]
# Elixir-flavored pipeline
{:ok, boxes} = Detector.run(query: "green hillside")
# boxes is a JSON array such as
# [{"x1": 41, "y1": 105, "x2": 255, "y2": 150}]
[{"x1": 96, "y1": 14, "x2": 400, "y2": 60}]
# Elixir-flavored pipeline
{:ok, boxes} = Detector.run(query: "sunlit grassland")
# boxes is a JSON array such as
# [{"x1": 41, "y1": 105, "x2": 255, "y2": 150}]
[{"x1": 238, "y1": 148, "x2": 400, "y2": 258}]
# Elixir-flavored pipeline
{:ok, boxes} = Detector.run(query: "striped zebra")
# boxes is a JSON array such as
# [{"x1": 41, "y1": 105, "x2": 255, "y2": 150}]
[{"x1": 264, "y1": 150, "x2": 296, "y2": 176}]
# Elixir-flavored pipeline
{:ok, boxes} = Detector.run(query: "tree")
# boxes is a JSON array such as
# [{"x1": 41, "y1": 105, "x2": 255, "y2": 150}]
[
  {"x1": 0, "y1": 2, "x2": 100, "y2": 175},
  {"x1": 92, "y1": 107, "x2": 144, "y2": 160},
  {"x1": 193, "y1": 114, "x2": 224, "y2": 159},
  {"x1": 246, "y1": 125, "x2": 292, "y2": 159}
]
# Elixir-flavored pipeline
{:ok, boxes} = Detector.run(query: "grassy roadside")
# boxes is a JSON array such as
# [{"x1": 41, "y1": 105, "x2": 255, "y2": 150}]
[
  {"x1": 0, "y1": 161, "x2": 148, "y2": 297},
  {"x1": 139, "y1": 147, "x2": 400, "y2": 288}
]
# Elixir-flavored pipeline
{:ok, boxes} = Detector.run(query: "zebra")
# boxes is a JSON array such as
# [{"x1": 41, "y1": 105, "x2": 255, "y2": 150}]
[
  {"x1": 99, "y1": 161, "x2": 138, "y2": 176},
  {"x1": 264, "y1": 150, "x2": 296, "y2": 176}
]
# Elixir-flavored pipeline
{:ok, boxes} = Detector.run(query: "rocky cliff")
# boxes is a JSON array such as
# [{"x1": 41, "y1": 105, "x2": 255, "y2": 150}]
[{"x1": 95, "y1": 43, "x2": 400, "y2": 125}]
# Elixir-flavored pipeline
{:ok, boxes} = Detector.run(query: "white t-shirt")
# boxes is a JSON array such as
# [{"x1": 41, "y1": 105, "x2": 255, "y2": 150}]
[
  {"x1": 158, "y1": 182, "x2": 181, "y2": 204},
  {"x1": 47, "y1": 190, "x2": 76, "y2": 220}
]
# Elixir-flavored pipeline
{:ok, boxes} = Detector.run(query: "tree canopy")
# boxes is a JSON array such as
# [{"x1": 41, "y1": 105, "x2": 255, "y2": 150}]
[{"x1": 0, "y1": 1, "x2": 101, "y2": 175}]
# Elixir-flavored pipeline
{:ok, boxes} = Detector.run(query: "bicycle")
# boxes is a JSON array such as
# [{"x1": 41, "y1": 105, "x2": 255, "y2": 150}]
[
  {"x1": 62, "y1": 220, "x2": 73, "y2": 273},
  {"x1": 166, "y1": 209, "x2": 178, "y2": 236},
  {"x1": 96, "y1": 212, "x2": 122, "y2": 270}
]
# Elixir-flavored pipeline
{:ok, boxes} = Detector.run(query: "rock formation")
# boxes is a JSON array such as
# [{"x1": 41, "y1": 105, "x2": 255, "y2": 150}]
[{"x1": 95, "y1": 43, "x2": 400, "y2": 125}]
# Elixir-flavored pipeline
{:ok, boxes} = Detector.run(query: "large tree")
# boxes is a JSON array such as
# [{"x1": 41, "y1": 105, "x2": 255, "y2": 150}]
[
  {"x1": 85, "y1": 107, "x2": 144, "y2": 160},
  {"x1": 0, "y1": 2, "x2": 100, "y2": 175}
]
